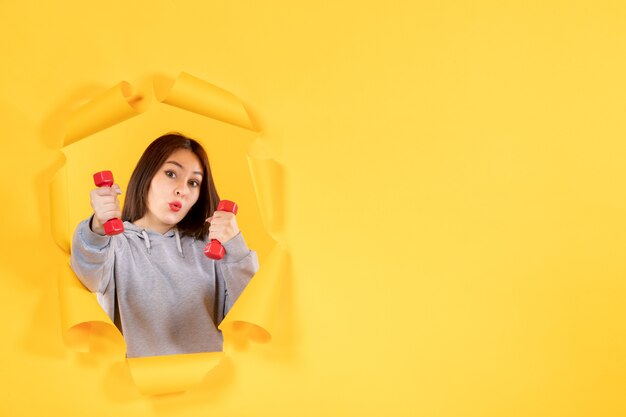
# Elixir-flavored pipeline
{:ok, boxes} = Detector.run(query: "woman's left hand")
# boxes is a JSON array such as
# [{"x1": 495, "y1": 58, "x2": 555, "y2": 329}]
[{"x1": 206, "y1": 211, "x2": 240, "y2": 243}]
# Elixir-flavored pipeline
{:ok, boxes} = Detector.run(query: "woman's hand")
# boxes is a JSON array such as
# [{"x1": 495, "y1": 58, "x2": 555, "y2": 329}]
[
  {"x1": 90, "y1": 184, "x2": 122, "y2": 236},
  {"x1": 206, "y1": 211, "x2": 240, "y2": 243}
]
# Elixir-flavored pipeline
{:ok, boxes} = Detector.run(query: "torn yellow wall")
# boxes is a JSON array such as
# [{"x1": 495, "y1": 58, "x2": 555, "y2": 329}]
[
  {"x1": 54, "y1": 72, "x2": 281, "y2": 395},
  {"x1": 2, "y1": 1, "x2": 626, "y2": 417}
]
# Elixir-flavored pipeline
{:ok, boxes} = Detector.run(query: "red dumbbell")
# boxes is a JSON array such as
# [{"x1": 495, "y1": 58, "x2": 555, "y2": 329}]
[
  {"x1": 93, "y1": 170, "x2": 124, "y2": 236},
  {"x1": 204, "y1": 200, "x2": 238, "y2": 260}
]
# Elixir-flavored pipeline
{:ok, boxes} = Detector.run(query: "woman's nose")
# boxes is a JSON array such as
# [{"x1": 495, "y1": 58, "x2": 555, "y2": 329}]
[{"x1": 175, "y1": 181, "x2": 189, "y2": 197}]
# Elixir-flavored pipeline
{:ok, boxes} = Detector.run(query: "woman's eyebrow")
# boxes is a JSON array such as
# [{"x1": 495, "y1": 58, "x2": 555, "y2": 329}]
[{"x1": 165, "y1": 160, "x2": 203, "y2": 177}]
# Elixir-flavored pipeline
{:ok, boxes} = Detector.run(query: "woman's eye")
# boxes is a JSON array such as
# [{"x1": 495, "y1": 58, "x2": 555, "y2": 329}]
[
  {"x1": 189, "y1": 180, "x2": 200, "y2": 188},
  {"x1": 165, "y1": 170, "x2": 176, "y2": 178}
]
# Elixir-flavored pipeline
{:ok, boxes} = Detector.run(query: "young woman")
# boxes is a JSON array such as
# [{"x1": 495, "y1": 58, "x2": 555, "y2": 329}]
[{"x1": 70, "y1": 133, "x2": 258, "y2": 358}]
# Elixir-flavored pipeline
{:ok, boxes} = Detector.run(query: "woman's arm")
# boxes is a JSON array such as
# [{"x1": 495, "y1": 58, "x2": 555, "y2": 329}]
[
  {"x1": 70, "y1": 216, "x2": 116, "y2": 294},
  {"x1": 214, "y1": 232, "x2": 259, "y2": 323},
  {"x1": 70, "y1": 182, "x2": 121, "y2": 293}
]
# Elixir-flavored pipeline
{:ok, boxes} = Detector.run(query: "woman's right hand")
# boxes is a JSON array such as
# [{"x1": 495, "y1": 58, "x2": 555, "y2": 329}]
[{"x1": 90, "y1": 184, "x2": 122, "y2": 235}]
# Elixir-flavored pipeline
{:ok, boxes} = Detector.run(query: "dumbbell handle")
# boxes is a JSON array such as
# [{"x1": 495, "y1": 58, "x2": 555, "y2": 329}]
[
  {"x1": 93, "y1": 170, "x2": 124, "y2": 236},
  {"x1": 204, "y1": 200, "x2": 238, "y2": 260}
]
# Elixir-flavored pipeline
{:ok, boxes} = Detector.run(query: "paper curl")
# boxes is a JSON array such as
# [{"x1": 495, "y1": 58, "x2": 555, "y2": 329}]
[
  {"x1": 154, "y1": 72, "x2": 255, "y2": 131},
  {"x1": 49, "y1": 161, "x2": 70, "y2": 253},
  {"x1": 64, "y1": 81, "x2": 145, "y2": 146},
  {"x1": 57, "y1": 262, "x2": 125, "y2": 354},
  {"x1": 127, "y1": 352, "x2": 224, "y2": 396},
  {"x1": 220, "y1": 242, "x2": 287, "y2": 344},
  {"x1": 53, "y1": 73, "x2": 286, "y2": 395},
  {"x1": 220, "y1": 139, "x2": 287, "y2": 343},
  {"x1": 247, "y1": 139, "x2": 285, "y2": 240}
]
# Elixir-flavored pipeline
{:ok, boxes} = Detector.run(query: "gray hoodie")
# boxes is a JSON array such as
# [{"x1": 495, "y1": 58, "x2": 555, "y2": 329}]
[{"x1": 70, "y1": 218, "x2": 258, "y2": 358}]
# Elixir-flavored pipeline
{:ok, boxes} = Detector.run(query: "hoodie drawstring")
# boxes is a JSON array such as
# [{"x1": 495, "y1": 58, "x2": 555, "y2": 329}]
[
  {"x1": 141, "y1": 230, "x2": 151, "y2": 255},
  {"x1": 174, "y1": 229, "x2": 184, "y2": 258},
  {"x1": 139, "y1": 228, "x2": 184, "y2": 258}
]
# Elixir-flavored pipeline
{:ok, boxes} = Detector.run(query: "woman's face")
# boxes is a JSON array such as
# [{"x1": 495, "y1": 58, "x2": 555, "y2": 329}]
[{"x1": 136, "y1": 148, "x2": 203, "y2": 234}]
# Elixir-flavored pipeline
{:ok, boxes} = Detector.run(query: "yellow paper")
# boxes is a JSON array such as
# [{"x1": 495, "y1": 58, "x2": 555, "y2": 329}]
[
  {"x1": 6, "y1": 2, "x2": 626, "y2": 415},
  {"x1": 220, "y1": 242, "x2": 287, "y2": 344},
  {"x1": 57, "y1": 262, "x2": 125, "y2": 354},
  {"x1": 64, "y1": 81, "x2": 145, "y2": 146},
  {"x1": 154, "y1": 72, "x2": 255, "y2": 131},
  {"x1": 127, "y1": 352, "x2": 224, "y2": 396},
  {"x1": 219, "y1": 138, "x2": 287, "y2": 345},
  {"x1": 49, "y1": 159, "x2": 70, "y2": 253},
  {"x1": 247, "y1": 139, "x2": 285, "y2": 241}
]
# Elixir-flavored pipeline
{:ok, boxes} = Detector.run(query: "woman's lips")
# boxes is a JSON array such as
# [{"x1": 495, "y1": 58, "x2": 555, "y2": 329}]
[{"x1": 169, "y1": 202, "x2": 182, "y2": 212}]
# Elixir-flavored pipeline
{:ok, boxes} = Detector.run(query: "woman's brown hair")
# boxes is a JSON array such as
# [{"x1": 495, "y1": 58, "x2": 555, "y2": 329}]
[{"x1": 122, "y1": 133, "x2": 219, "y2": 240}]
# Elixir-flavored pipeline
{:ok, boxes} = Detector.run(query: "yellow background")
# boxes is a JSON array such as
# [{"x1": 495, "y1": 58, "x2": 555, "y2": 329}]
[{"x1": 1, "y1": 1, "x2": 626, "y2": 416}]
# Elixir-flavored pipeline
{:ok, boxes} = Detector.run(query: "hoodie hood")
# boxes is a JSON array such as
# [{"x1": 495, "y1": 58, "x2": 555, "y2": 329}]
[{"x1": 123, "y1": 221, "x2": 185, "y2": 257}]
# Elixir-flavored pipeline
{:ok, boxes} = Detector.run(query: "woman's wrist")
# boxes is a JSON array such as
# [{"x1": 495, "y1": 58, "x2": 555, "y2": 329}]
[{"x1": 90, "y1": 215, "x2": 106, "y2": 236}]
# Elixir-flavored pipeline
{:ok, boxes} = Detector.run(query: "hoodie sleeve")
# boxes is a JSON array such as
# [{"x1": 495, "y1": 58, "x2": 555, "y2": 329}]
[
  {"x1": 70, "y1": 217, "x2": 115, "y2": 294},
  {"x1": 215, "y1": 232, "x2": 259, "y2": 323}
]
